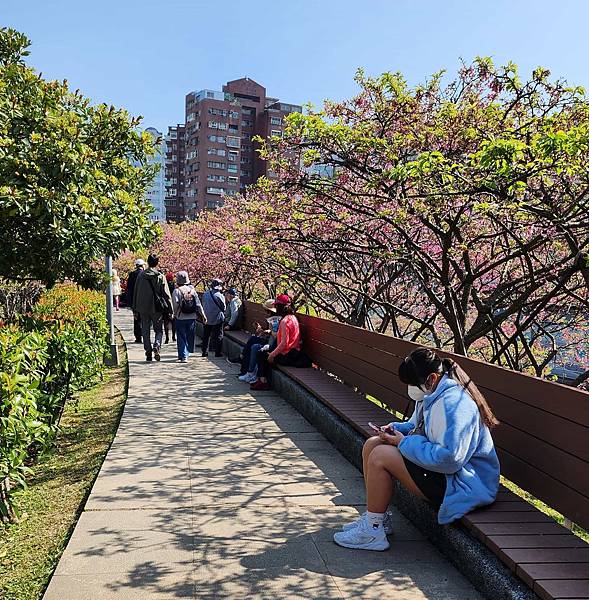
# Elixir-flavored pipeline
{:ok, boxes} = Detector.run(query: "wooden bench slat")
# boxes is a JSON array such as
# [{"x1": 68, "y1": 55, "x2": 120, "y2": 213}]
[
  {"x1": 518, "y1": 563, "x2": 589, "y2": 587},
  {"x1": 474, "y1": 522, "x2": 573, "y2": 537},
  {"x1": 501, "y1": 547, "x2": 589, "y2": 570},
  {"x1": 488, "y1": 534, "x2": 587, "y2": 550},
  {"x1": 464, "y1": 511, "x2": 555, "y2": 525},
  {"x1": 535, "y1": 578, "x2": 589, "y2": 600}
]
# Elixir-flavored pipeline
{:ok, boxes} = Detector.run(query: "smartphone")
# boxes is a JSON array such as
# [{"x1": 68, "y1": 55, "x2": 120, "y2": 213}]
[
  {"x1": 368, "y1": 422, "x2": 394, "y2": 434},
  {"x1": 368, "y1": 422, "x2": 381, "y2": 433}
]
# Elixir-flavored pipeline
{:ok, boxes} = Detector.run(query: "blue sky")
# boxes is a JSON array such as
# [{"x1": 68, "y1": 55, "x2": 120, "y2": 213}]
[{"x1": 2, "y1": 0, "x2": 588, "y2": 132}]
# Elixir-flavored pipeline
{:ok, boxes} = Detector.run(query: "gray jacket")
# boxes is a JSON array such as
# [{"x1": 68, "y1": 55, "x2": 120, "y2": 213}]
[
  {"x1": 202, "y1": 289, "x2": 226, "y2": 325},
  {"x1": 172, "y1": 285, "x2": 204, "y2": 321}
]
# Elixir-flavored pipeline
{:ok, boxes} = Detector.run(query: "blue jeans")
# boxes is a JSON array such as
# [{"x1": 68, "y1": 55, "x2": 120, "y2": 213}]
[
  {"x1": 176, "y1": 318, "x2": 196, "y2": 360},
  {"x1": 248, "y1": 343, "x2": 263, "y2": 373}
]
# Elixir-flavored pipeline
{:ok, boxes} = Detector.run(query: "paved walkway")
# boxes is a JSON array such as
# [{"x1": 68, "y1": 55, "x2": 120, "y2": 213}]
[{"x1": 44, "y1": 311, "x2": 483, "y2": 599}]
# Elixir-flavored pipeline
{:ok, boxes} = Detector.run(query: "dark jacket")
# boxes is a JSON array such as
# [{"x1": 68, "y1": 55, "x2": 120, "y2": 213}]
[
  {"x1": 133, "y1": 268, "x2": 173, "y2": 315},
  {"x1": 126, "y1": 268, "x2": 142, "y2": 310}
]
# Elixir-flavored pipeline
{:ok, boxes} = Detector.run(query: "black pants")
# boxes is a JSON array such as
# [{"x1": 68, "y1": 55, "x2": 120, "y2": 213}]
[
  {"x1": 257, "y1": 348, "x2": 303, "y2": 379},
  {"x1": 133, "y1": 313, "x2": 142, "y2": 342},
  {"x1": 202, "y1": 322, "x2": 223, "y2": 356},
  {"x1": 240, "y1": 335, "x2": 267, "y2": 374}
]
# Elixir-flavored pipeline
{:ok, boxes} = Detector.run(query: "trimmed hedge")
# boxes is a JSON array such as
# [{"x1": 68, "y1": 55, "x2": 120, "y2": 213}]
[{"x1": 0, "y1": 284, "x2": 108, "y2": 520}]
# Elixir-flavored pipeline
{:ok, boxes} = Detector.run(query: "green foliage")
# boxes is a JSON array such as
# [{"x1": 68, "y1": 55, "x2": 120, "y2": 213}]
[
  {"x1": 0, "y1": 28, "x2": 159, "y2": 286},
  {"x1": 0, "y1": 284, "x2": 107, "y2": 520}
]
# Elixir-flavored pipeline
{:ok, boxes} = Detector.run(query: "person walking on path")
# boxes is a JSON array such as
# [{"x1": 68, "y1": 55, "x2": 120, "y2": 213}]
[
  {"x1": 111, "y1": 269, "x2": 122, "y2": 312},
  {"x1": 171, "y1": 271, "x2": 206, "y2": 363},
  {"x1": 133, "y1": 254, "x2": 173, "y2": 362},
  {"x1": 126, "y1": 258, "x2": 145, "y2": 343},
  {"x1": 201, "y1": 279, "x2": 226, "y2": 358},
  {"x1": 164, "y1": 271, "x2": 176, "y2": 344},
  {"x1": 333, "y1": 347, "x2": 500, "y2": 552}
]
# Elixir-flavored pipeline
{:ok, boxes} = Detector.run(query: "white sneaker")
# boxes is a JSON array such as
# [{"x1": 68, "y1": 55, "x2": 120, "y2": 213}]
[
  {"x1": 238, "y1": 373, "x2": 253, "y2": 382},
  {"x1": 334, "y1": 515, "x2": 389, "y2": 551},
  {"x1": 342, "y1": 511, "x2": 394, "y2": 535}
]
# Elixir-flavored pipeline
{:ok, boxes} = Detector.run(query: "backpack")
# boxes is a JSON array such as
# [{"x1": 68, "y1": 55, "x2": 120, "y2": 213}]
[{"x1": 179, "y1": 287, "x2": 197, "y2": 314}]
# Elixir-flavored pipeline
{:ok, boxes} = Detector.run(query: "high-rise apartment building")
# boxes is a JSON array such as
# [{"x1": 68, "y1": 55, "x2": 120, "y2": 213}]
[
  {"x1": 142, "y1": 127, "x2": 166, "y2": 222},
  {"x1": 164, "y1": 124, "x2": 186, "y2": 222},
  {"x1": 183, "y1": 77, "x2": 301, "y2": 218}
]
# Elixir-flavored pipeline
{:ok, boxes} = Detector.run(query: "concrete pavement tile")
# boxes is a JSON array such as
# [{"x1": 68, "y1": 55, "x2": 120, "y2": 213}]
[
  {"x1": 85, "y1": 477, "x2": 192, "y2": 510},
  {"x1": 193, "y1": 567, "x2": 342, "y2": 600},
  {"x1": 69, "y1": 509, "x2": 193, "y2": 533},
  {"x1": 44, "y1": 570, "x2": 195, "y2": 599},
  {"x1": 55, "y1": 527, "x2": 194, "y2": 575}
]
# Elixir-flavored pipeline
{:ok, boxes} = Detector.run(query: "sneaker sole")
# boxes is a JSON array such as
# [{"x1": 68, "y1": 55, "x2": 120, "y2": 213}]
[{"x1": 333, "y1": 537, "x2": 389, "y2": 551}]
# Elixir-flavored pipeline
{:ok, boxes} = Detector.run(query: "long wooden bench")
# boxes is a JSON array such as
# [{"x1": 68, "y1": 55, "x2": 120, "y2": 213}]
[{"x1": 225, "y1": 301, "x2": 589, "y2": 600}]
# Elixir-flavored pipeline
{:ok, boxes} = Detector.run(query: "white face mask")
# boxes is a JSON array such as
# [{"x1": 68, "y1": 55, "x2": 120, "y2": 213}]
[{"x1": 407, "y1": 385, "x2": 426, "y2": 402}]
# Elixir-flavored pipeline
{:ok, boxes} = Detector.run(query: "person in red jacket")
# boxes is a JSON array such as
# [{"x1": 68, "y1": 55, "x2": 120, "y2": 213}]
[{"x1": 250, "y1": 294, "x2": 304, "y2": 391}]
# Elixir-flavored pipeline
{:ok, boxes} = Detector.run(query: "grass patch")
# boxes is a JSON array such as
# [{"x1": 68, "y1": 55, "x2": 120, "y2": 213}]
[{"x1": 0, "y1": 332, "x2": 128, "y2": 600}]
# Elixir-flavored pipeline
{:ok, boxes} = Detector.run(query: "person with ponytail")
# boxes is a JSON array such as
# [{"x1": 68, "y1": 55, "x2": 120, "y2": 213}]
[{"x1": 334, "y1": 347, "x2": 500, "y2": 551}]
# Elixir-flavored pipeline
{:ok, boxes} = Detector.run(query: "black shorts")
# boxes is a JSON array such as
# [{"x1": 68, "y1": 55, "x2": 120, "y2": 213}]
[{"x1": 402, "y1": 456, "x2": 447, "y2": 507}]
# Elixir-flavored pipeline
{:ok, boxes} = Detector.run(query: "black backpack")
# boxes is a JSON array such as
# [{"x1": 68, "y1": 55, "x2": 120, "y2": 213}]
[{"x1": 179, "y1": 287, "x2": 197, "y2": 314}]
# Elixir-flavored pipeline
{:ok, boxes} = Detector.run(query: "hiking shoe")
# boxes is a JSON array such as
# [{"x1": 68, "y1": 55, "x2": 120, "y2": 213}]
[
  {"x1": 333, "y1": 515, "x2": 389, "y2": 551},
  {"x1": 342, "y1": 511, "x2": 394, "y2": 535},
  {"x1": 180, "y1": 358, "x2": 188, "y2": 363},
  {"x1": 201, "y1": 352, "x2": 209, "y2": 358},
  {"x1": 153, "y1": 346, "x2": 161, "y2": 362},
  {"x1": 146, "y1": 354, "x2": 153, "y2": 362},
  {"x1": 250, "y1": 380, "x2": 270, "y2": 391}
]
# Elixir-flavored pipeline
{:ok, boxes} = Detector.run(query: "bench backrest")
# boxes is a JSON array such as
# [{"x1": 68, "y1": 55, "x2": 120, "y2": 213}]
[{"x1": 243, "y1": 300, "x2": 589, "y2": 531}]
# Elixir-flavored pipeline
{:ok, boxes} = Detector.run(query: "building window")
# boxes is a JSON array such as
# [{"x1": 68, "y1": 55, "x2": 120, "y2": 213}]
[
  {"x1": 208, "y1": 107, "x2": 228, "y2": 116},
  {"x1": 229, "y1": 110, "x2": 239, "y2": 119},
  {"x1": 228, "y1": 176, "x2": 238, "y2": 186},
  {"x1": 271, "y1": 130, "x2": 282, "y2": 137},
  {"x1": 242, "y1": 119, "x2": 252, "y2": 127},
  {"x1": 240, "y1": 157, "x2": 251, "y2": 164},
  {"x1": 242, "y1": 107, "x2": 254, "y2": 115},
  {"x1": 270, "y1": 117, "x2": 282, "y2": 126},
  {"x1": 228, "y1": 149, "x2": 239, "y2": 162},
  {"x1": 227, "y1": 164, "x2": 238, "y2": 173},
  {"x1": 207, "y1": 174, "x2": 226, "y2": 182},
  {"x1": 226, "y1": 136, "x2": 240, "y2": 148},
  {"x1": 207, "y1": 148, "x2": 226, "y2": 156},
  {"x1": 242, "y1": 133, "x2": 251, "y2": 141},
  {"x1": 206, "y1": 187, "x2": 224, "y2": 195},
  {"x1": 228, "y1": 124, "x2": 239, "y2": 133},
  {"x1": 207, "y1": 161, "x2": 226, "y2": 169},
  {"x1": 209, "y1": 121, "x2": 228, "y2": 130},
  {"x1": 241, "y1": 170, "x2": 251, "y2": 177},
  {"x1": 207, "y1": 134, "x2": 226, "y2": 143}
]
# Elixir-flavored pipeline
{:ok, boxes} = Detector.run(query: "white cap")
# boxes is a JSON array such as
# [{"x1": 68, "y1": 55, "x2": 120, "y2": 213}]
[{"x1": 135, "y1": 259, "x2": 145, "y2": 266}]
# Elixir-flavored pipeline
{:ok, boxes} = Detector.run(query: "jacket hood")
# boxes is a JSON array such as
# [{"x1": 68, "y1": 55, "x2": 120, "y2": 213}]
[{"x1": 142, "y1": 268, "x2": 160, "y2": 280}]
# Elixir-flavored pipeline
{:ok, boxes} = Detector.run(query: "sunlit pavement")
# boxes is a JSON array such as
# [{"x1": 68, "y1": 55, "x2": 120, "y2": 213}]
[{"x1": 44, "y1": 309, "x2": 482, "y2": 599}]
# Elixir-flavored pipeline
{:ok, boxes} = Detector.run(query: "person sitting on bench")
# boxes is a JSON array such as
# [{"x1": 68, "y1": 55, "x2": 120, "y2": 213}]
[
  {"x1": 334, "y1": 347, "x2": 500, "y2": 551},
  {"x1": 250, "y1": 294, "x2": 307, "y2": 391}
]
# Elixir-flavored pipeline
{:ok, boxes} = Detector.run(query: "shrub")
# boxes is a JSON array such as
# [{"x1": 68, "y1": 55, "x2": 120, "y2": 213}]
[{"x1": 0, "y1": 284, "x2": 108, "y2": 521}]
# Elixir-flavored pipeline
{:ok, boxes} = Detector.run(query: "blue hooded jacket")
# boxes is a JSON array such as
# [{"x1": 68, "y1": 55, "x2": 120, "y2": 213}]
[{"x1": 393, "y1": 375, "x2": 500, "y2": 524}]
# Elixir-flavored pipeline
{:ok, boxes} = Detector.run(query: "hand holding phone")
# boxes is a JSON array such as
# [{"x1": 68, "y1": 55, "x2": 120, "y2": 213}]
[{"x1": 368, "y1": 422, "x2": 394, "y2": 434}]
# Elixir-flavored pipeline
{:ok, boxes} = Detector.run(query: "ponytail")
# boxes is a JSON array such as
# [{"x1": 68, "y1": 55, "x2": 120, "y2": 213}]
[
  {"x1": 399, "y1": 348, "x2": 500, "y2": 430},
  {"x1": 441, "y1": 358, "x2": 500, "y2": 429}
]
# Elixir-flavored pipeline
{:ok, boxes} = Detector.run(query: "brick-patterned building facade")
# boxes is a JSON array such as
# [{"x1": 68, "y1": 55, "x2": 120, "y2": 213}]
[{"x1": 179, "y1": 77, "x2": 301, "y2": 219}]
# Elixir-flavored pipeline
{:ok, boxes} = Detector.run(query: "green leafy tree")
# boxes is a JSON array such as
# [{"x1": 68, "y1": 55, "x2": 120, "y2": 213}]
[{"x1": 0, "y1": 28, "x2": 159, "y2": 286}]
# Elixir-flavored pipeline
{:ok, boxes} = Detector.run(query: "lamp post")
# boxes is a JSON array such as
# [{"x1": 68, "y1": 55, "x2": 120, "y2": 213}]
[{"x1": 105, "y1": 255, "x2": 119, "y2": 366}]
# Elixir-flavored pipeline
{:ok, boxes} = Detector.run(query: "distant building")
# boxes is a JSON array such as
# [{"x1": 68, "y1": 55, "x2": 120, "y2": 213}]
[
  {"x1": 143, "y1": 127, "x2": 166, "y2": 222},
  {"x1": 164, "y1": 124, "x2": 186, "y2": 222},
  {"x1": 182, "y1": 77, "x2": 301, "y2": 218}
]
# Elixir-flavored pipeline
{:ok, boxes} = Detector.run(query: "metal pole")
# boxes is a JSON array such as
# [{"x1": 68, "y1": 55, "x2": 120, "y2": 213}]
[{"x1": 105, "y1": 255, "x2": 119, "y2": 366}]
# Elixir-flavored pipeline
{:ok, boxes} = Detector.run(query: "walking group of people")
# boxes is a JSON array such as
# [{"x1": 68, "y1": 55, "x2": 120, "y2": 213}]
[
  {"x1": 122, "y1": 254, "x2": 501, "y2": 554},
  {"x1": 125, "y1": 254, "x2": 242, "y2": 363}
]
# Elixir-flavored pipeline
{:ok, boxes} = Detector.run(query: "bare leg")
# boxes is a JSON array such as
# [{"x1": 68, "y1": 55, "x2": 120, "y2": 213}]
[
  {"x1": 366, "y1": 445, "x2": 427, "y2": 513},
  {"x1": 362, "y1": 436, "x2": 384, "y2": 485}
]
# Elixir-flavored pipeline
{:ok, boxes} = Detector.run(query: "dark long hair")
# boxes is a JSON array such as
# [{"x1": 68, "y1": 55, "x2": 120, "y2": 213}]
[
  {"x1": 398, "y1": 347, "x2": 499, "y2": 429},
  {"x1": 276, "y1": 303, "x2": 295, "y2": 317}
]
